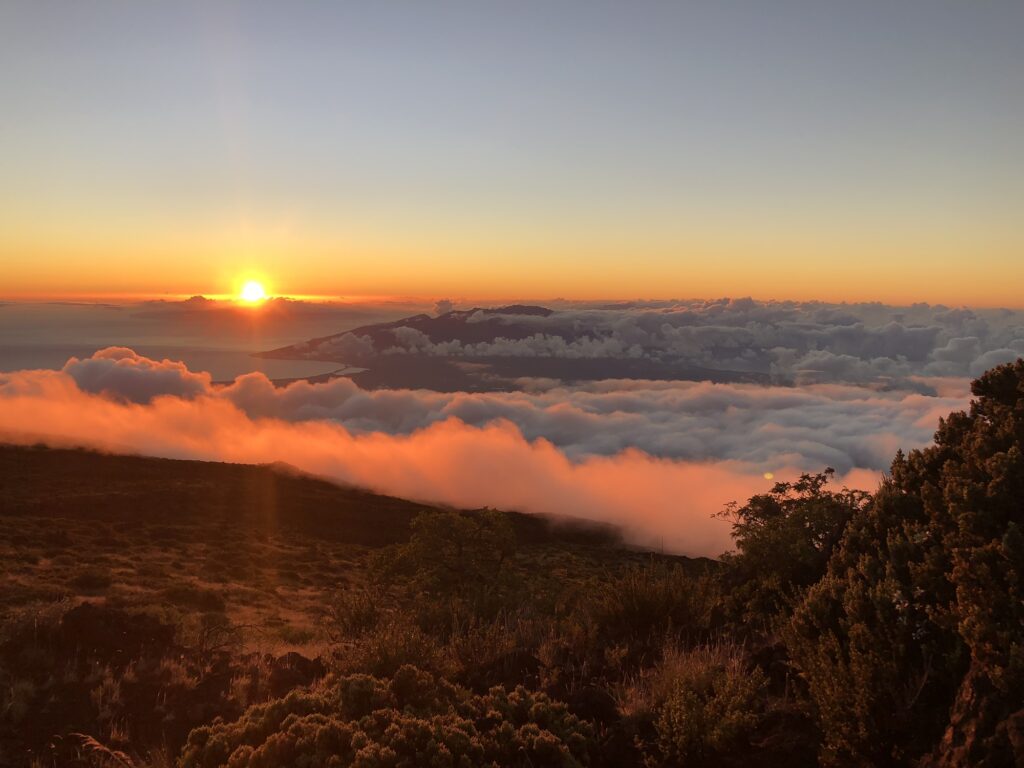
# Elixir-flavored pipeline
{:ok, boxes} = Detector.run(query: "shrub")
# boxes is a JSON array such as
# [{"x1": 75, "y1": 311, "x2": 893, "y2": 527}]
[
  {"x1": 71, "y1": 566, "x2": 114, "y2": 592},
  {"x1": 783, "y1": 482, "x2": 964, "y2": 765},
  {"x1": 277, "y1": 624, "x2": 316, "y2": 645},
  {"x1": 161, "y1": 585, "x2": 226, "y2": 613},
  {"x1": 574, "y1": 563, "x2": 717, "y2": 668},
  {"x1": 718, "y1": 469, "x2": 870, "y2": 625},
  {"x1": 447, "y1": 612, "x2": 545, "y2": 692},
  {"x1": 179, "y1": 665, "x2": 598, "y2": 768},
  {"x1": 331, "y1": 617, "x2": 450, "y2": 679},
  {"x1": 640, "y1": 644, "x2": 767, "y2": 766},
  {"x1": 371, "y1": 509, "x2": 520, "y2": 620},
  {"x1": 785, "y1": 359, "x2": 1024, "y2": 765},
  {"x1": 322, "y1": 585, "x2": 384, "y2": 641}
]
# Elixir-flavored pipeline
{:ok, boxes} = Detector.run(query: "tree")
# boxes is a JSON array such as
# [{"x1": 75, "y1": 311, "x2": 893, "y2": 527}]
[
  {"x1": 786, "y1": 359, "x2": 1024, "y2": 766},
  {"x1": 372, "y1": 510, "x2": 519, "y2": 617},
  {"x1": 718, "y1": 469, "x2": 870, "y2": 624}
]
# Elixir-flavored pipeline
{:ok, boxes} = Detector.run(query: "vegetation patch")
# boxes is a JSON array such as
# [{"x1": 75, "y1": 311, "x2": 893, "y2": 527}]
[{"x1": 2, "y1": 360, "x2": 1024, "y2": 766}]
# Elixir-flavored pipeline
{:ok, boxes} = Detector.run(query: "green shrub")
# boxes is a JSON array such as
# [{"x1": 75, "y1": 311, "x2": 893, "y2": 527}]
[
  {"x1": 447, "y1": 612, "x2": 545, "y2": 692},
  {"x1": 332, "y1": 617, "x2": 450, "y2": 679},
  {"x1": 322, "y1": 585, "x2": 384, "y2": 640},
  {"x1": 371, "y1": 510, "x2": 520, "y2": 621},
  {"x1": 161, "y1": 585, "x2": 226, "y2": 612},
  {"x1": 277, "y1": 624, "x2": 316, "y2": 645},
  {"x1": 782, "y1": 482, "x2": 963, "y2": 765}
]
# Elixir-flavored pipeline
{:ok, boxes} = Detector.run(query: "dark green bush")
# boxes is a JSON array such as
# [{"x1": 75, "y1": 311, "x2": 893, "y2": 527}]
[
  {"x1": 371, "y1": 510, "x2": 520, "y2": 624},
  {"x1": 718, "y1": 469, "x2": 870, "y2": 625},
  {"x1": 323, "y1": 586, "x2": 384, "y2": 640},
  {"x1": 161, "y1": 585, "x2": 227, "y2": 613},
  {"x1": 786, "y1": 359, "x2": 1024, "y2": 765},
  {"x1": 332, "y1": 617, "x2": 449, "y2": 679}
]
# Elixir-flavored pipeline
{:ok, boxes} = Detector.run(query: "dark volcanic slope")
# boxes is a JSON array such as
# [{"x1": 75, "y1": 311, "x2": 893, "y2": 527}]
[
  {"x1": 0, "y1": 444, "x2": 620, "y2": 547},
  {"x1": 0, "y1": 444, "x2": 433, "y2": 547}
]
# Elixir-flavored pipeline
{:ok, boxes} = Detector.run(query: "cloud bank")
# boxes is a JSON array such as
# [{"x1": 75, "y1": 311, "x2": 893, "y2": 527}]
[
  {"x1": 0, "y1": 348, "x2": 976, "y2": 555},
  {"x1": 313, "y1": 298, "x2": 1024, "y2": 389}
]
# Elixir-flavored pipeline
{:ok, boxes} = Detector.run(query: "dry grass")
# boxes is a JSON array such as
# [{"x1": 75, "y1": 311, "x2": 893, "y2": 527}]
[{"x1": 616, "y1": 639, "x2": 750, "y2": 718}]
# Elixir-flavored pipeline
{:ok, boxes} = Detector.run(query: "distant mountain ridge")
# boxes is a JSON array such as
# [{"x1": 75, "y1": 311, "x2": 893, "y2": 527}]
[
  {"x1": 259, "y1": 305, "x2": 769, "y2": 392},
  {"x1": 266, "y1": 305, "x2": 556, "y2": 353}
]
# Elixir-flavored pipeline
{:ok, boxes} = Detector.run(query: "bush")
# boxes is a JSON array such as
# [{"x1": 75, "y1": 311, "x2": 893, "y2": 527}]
[
  {"x1": 447, "y1": 612, "x2": 545, "y2": 692},
  {"x1": 371, "y1": 509, "x2": 520, "y2": 621},
  {"x1": 718, "y1": 469, "x2": 870, "y2": 625},
  {"x1": 71, "y1": 566, "x2": 114, "y2": 592},
  {"x1": 785, "y1": 359, "x2": 1024, "y2": 765},
  {"x1": 574, "y1": 563, "x2": 717, "y2": 668},
  {"x1": 322, "y1": 585, "x2": 384, "y2": 640},
  {"x1": 640, "y1": 645, "x2": 767, "y2": 766},
  {"x1": 783, "y1": 481, "x2": 964, "y2": 765},
  {"x1": 161, "y1": 585, "x2": 226, "y2": 613},
  {"x1": 179, "y1": 665, "x2": 598, "y2": 768},
  {"x1": 332, "y1": 617, "x2": 450, "y2": 679}
]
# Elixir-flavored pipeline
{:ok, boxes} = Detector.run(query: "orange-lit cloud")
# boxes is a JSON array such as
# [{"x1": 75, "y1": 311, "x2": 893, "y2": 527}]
[{"x1": 0, "y1": 349, "x2": 967, "y2": 555}]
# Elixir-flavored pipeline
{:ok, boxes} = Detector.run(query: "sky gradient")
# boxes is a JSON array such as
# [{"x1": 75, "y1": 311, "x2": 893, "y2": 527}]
[{"x1": 1, "y1": 1, "x2": 1021, "y2": 305}]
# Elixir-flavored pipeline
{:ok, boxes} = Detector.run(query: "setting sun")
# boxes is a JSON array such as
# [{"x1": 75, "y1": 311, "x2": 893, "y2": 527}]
[{"x1": 239, "y1": 280, "x2": 267, "y2": 303}]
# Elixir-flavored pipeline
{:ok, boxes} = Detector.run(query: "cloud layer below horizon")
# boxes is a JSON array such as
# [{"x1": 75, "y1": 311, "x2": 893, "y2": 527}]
[
  {"x1": 0, "y1": 346, "x2": 977, "y2": 555},
  {"x1": 307, "y1": 298, "x2": 1024, "y2": 388}
]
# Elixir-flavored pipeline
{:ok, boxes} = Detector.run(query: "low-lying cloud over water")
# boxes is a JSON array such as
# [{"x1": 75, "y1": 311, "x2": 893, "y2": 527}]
[
  {"x1": 0, "y1": 345, "x2": 977, "y2": 555},
  {"x1": 299, "y1": 297, "x2": 1024, "y2": 384}
]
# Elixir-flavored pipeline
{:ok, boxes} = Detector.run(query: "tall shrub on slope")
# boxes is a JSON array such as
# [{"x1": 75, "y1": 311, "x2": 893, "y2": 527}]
[
  {"x1": 786, "y1": 359, "x2": 1024, "y2": 766},
  {"x1": 718, "y1": 469, "x2": 870, "y2": 625}
]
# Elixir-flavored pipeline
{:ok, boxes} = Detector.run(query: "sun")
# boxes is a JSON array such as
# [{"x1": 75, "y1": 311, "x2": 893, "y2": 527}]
[{"x1": 239, "y1": 280, "x2": 267, "y2": 303}]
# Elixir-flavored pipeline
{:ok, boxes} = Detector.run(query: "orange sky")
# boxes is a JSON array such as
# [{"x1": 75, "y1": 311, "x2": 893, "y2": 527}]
[
  {"x1": 3, "y1": 228, "x2": 1020, "y2": 308},
  {"x1": 3, "y1": 2, "x2": 1022, "y2": 308}
]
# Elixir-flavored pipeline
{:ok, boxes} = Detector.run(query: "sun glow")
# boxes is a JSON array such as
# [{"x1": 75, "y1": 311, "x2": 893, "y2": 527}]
[{"x1": 239, "y1": 280, "x2": 268, "y2": 303}]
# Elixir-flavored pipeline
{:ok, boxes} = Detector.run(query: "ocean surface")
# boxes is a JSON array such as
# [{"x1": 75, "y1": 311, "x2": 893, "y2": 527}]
[
  {"x1": 0, "y1": 301, "x2": 410, "y2": 381},
  {"x1": 0, "y1": 344, "x2": 342, "y2": 381}
]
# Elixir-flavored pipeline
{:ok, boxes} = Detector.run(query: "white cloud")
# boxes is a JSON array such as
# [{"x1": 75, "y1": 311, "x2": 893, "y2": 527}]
[{"x1": 302, "y1": 298, "x2": 1024, "y2": 388}]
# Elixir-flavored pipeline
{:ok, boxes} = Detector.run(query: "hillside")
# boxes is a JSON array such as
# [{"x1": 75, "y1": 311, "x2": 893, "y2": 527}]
[
  {"x1": 2, "y1": 358, "x2": 1023, "y2": 767},
  {"x1": 0, "y1": 445, "x2": 432, "y2": 547},
  {"x1": 0, "y1": 444, "x2": 696, "y2": 767}
]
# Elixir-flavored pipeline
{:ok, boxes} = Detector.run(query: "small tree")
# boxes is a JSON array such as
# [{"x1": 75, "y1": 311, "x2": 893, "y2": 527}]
[
  {"x1": 718, "y1": 469, "x2": 870, "y2": 623},
  {"x1": 372, "y1": 509, "x2": 519, "y2": 619}
]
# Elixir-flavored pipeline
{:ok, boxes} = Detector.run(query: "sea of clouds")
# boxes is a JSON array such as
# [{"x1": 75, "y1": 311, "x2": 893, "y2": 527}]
[
  {"x1": 0, "y1": 353, "x2": 985, "y2": 556},
  {"x1": 3, "y1": 298, "x2": 1022, "y2": 555},
  {"x1": 327, "y1": 298, "x2": 1024, "y2": 386}
]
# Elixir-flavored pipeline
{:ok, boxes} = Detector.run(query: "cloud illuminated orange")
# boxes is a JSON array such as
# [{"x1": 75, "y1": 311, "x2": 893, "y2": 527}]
[{"x1": 0, "y1": 348, "x2": 961, "y2": 555}]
